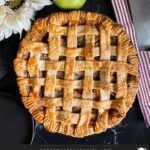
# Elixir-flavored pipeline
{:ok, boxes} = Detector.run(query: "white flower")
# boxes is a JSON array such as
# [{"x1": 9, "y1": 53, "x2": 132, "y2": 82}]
[
  {"x1": 0, "y1": 0, "x2": 5, "y2": 5},
  {"x1": 0, "y1": 0, "x2": 53, "y2": 41}
]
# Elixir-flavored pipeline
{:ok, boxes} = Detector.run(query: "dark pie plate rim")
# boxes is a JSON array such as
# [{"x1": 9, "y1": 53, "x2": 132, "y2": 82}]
[{"x1": 0, "y1": 92, "x2": 35, "y2": 144}]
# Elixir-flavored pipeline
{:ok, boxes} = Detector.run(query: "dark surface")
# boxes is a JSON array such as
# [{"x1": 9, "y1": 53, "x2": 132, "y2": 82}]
[
  {"x1": 129, "y1": 0, "x2": 150, "y2": 51},
  {"x1": 0, "y1": 0, "x2": 150, "y2": 145},
  {"x1": 0, "y1": 92, "x2": 33, "y2": 144}
]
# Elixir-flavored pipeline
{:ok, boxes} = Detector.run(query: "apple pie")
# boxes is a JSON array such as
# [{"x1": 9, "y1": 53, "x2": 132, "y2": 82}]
[{"x1": 14, "y1": 11, "x2": 139, "y2": 138}]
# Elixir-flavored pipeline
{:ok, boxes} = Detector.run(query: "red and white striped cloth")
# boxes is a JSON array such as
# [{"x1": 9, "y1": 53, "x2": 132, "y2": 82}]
[{"x1": 111, "y1": 0, "x2": 150, "y2": 126}]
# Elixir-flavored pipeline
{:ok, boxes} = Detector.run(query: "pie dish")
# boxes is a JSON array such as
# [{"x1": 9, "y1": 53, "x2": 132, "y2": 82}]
[{"x1": 14, "y1": 11, "x2": 139, "y2": 138}]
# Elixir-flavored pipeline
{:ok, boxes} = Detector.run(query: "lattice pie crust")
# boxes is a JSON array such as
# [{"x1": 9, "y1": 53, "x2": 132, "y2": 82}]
[{"x1": 14, "y1": 11, "x2": 139, "y2": 138}]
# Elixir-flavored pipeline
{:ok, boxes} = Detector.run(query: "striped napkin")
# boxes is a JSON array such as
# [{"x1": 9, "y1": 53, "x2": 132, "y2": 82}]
[{"x1": 111, "y1": 0, "x2": 150, "y2": 126}]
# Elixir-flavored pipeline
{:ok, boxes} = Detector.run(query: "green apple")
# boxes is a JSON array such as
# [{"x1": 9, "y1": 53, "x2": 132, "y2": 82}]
[{"x1": 53, "y1": 0, "x2": 86, "y2": 9}]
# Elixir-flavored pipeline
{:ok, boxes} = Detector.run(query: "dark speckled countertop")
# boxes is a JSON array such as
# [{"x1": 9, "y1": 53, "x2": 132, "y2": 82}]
[{"x1": 0, "y1": 0, "x2": 150, "y2": 145}]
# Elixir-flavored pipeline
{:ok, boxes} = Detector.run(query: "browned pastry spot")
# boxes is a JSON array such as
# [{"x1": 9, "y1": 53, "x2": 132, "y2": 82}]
[{"x1": 109, "y1": 109, "x2": 122, "y2": 119}]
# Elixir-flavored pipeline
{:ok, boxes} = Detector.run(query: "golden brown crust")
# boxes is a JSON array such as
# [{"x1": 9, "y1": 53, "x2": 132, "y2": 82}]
[{"x1": 14, "y1": 11, "x2": 139, "y2": 138}]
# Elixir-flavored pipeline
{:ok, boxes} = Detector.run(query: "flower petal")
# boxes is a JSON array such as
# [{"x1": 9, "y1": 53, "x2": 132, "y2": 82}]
[
  {"x1": 27, "y1": 0, "x2": 52, "y2": 10},
  {"x1": 0, "y1": 0, "x2": 5, "y2": 6},
  {"x1": 0, "y1": 0, "x2": 53, "y2": 40},
  {"x1": 0, "y1": 32, "x2": 4, "y2": 41},
  {"x1": 3, "y1": 27, "x2": 12, "y2": 39},
  {"x1": 16, "y1": 4, "x2": 35, "y2": 20},
  {"x1": 34, "y1": 0, "x2": 53, "y2": 6},
  {"x1": 25, "y1": 9, "x2": 35, "y2": 20},
  {"x1": 4, "y1": 14, "x2": 19, "y2": 31},
  {"x1": 17, "y1": 15, "x2": 31, "y2": 31},
  {"x1": 0, "y1": 6, "x2": 6, "y2": 15},
  {"x1": 0, "y1": 14, "x2": 6, "y2": 26},
  {"x1": 4, "y1": 6, "x2": 15, "y2": 14}
]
